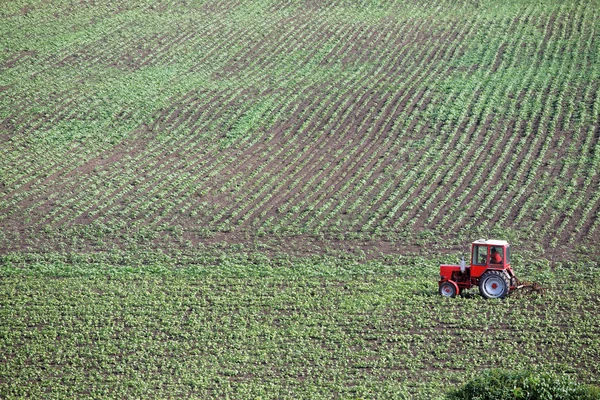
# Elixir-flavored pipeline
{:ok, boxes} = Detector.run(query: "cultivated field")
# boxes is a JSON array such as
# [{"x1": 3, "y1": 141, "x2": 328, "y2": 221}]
[{"x1": 1, "y1": 0, "x2": 599, "y2": 398}]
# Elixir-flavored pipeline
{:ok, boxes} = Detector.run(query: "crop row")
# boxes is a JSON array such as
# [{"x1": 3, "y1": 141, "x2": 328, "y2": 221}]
[
  {"x1": 1, "y1": 0, "x2": 598, "y2": 253},
  {"x1": 1, "y1": 261, "x2": 599, "y2": 398}
]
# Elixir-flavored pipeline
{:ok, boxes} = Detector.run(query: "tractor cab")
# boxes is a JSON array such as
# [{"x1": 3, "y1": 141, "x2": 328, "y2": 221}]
[
  {"x1": 439, "y1": 239, "x2": 517, "y2": 299},
  {"x1": 469, "y1": 239, "x2": 511, "y2": 278}
]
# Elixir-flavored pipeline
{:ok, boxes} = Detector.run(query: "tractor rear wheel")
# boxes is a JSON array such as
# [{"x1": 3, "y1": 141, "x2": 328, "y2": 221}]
[
  {"x1": 479, "y1": 270, "x2": 510, "y2": 299},
  {"x1": 439, "y1": 281, "x2": 458, "y2": 298}
]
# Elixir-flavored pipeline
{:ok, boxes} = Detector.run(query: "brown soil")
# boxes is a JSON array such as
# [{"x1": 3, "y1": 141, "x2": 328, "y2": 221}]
[{"x1": 1, "y1": 7, "x2": 597, "y2": 264}]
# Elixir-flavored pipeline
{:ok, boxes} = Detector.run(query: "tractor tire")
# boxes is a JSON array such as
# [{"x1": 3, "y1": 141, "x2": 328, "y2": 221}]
[
  {"x1": 479, "y1": 270, "x2": 510, "y2": 299},
  {"x1": 439, "y1": 281, "x2": 458, "y2": 298}
]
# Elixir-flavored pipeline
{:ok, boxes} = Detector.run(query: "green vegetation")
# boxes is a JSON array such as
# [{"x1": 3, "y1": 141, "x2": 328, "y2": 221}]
[
  {"x1": 1, "y1": 0, "x2": 599, "y2": 398},
  {"x1": 447, "y1": 369, "x2": 600, "y2": 400},
  {"x1": 1, "y1": 0, "x2": 599, "y2": 253},
  {"x1": 1, "y1": 255, "x2": 599, "y2": 398}
]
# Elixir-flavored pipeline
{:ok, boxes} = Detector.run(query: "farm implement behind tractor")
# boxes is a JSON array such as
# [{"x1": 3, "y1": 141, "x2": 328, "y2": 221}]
[{"x1": 438, "y1": 239, "x2": 544, "y2": 299}]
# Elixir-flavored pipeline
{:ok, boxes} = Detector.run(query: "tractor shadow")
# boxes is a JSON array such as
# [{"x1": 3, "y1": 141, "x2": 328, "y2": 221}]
[
  {"x1": 458, "y1": 290, "x2": 479, "y2": 299},
  {"x1": 416, "y1": 287, "x2": 483, "y2": 299}
]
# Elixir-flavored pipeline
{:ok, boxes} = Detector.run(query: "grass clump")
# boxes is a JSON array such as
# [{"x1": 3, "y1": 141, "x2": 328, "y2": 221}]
[{"x1": 447, "y1": 369, "x2": 600, "y2": 400}]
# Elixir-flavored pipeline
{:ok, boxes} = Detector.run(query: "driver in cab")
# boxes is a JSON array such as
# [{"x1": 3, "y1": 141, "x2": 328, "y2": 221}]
[{"x1": 490, "y1": 247, "x2": 503, "y2": 264}]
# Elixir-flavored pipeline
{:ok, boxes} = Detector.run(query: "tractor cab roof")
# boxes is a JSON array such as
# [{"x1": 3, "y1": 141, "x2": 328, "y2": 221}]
[{"x1": 473, "y1": 239, "x2": 509, "y2": 247}]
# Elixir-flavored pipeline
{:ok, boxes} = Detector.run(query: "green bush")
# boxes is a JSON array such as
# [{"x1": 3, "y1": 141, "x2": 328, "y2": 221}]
[{"x1": 446, "y1": 369, "x2": 600, "y2": 400}]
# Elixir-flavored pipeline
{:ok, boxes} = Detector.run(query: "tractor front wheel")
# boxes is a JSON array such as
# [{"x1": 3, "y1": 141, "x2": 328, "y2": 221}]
[
  {"x1": 439, "y1": 281, "x2": 458, "y2": 298},
  {"x1": 479, "y1": 270, "x2": 510, "y2": 299}
]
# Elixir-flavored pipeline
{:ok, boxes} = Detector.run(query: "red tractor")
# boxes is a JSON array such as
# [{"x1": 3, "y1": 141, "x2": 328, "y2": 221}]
[{"x1": 439, "y1": 239, "x2": 518, "y2": 299}]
